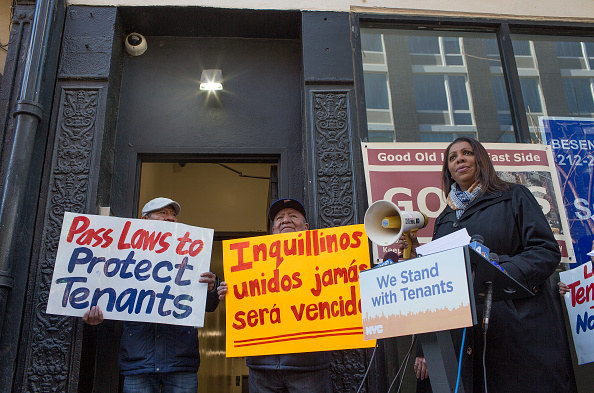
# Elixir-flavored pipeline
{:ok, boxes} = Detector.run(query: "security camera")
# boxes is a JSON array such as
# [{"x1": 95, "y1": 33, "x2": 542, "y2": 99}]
[{"x1": 125, "y1": 33, "x2": 147, "y2": 56}]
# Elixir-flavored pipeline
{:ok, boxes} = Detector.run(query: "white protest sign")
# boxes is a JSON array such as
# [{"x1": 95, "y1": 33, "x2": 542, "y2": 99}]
[
  {"x1": 47, "y1": 212, "x2": 214, "y2": 327},
  {"x1": 359, "y1": 247, "x2": 473, "y2": 339},
  {"x1": 559, "y1": 261, "x2": 594, "y2": 365}
]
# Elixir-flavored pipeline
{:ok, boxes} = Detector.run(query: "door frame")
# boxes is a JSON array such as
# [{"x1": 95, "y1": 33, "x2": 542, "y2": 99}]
[{"x1": 80, "y1": 150, "x2": 286, "y2": 392}]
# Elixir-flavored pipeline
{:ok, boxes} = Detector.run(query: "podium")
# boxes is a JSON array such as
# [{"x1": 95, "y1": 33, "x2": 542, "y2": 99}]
[
  {"x1": 358, "y1": 245, "x2": 533, "y2": 393},
  {"x1": 418, "y1": 246, "x2": 533, "y2": 393}
]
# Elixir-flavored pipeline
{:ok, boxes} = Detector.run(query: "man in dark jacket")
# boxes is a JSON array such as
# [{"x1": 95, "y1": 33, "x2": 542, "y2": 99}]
[
  {"x1": 246, "y1": 198, "x2": 332, "y2": 393},
  {"x1": 83, "y1": 197, "x2": 227, "y2": 393}
]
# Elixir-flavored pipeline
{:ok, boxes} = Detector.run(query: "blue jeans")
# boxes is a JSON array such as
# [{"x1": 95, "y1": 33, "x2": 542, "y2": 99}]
[
  {"x1": 123, "y1": 372, "x2": 198, "y2": 393},
  {"x1": 248, "y1": 368, "x2": 332, "y2": 393}
]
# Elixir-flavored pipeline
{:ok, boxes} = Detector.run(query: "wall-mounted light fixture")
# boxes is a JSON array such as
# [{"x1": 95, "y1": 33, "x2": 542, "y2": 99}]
[{"x1": 200, "y1": 69, "x2": 223, "y2": 91}]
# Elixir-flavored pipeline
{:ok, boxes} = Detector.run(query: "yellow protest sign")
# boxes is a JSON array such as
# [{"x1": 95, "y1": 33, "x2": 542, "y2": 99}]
[{"x1": 223, "y1": 224, "x2": 375, "y2": 357}]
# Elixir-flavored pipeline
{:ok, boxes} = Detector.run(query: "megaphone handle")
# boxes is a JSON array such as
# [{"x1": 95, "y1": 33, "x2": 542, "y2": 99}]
[{"x1": 402, "y1": 232, "x2": 412, "y2": 259}]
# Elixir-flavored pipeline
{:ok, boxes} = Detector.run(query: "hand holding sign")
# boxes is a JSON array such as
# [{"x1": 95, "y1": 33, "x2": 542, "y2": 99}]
[
  {"x1": 217, "y1": 281, "x2": 228, "y2": 300},
  {"x1": 199, "y1": 271, "x2": 218, "y2": 291},
  {"x1": 82, "y1": 306, "x2": 104, "y2": 325}
]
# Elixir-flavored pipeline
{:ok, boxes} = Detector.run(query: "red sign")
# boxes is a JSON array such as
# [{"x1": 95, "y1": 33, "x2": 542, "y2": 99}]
[{"x1": 362, "y1": 142, "x2": 574, "y2": 264}]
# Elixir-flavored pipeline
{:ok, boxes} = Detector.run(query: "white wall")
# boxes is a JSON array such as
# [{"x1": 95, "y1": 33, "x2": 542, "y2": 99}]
[{"x1": 66, "y1": 0, "x2": 594, "y2": 20}]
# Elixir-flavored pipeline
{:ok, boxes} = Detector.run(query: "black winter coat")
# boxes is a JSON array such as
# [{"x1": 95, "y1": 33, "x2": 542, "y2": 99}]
[
  {"x1": 246, "y1": 351, "x2": 331, "y2": 371},
  {"x1": 430, "y1": 184, "x2": 576, "y2": 393},
  {"x1": 119, "y1": 287, "x2": 220, "y2": 375}
]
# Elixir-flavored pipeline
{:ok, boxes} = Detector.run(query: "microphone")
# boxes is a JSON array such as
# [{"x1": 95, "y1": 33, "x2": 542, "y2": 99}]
[
  {"x1": 470, "y1": 234, "x2": 494, "y2": 334},
  {"x1": 470, "y1": 234, "x2": 484, "y2": 244},
  {"x1": 469, "y1": 234, "x2": 489, "y2": 259},
  {"x1": 476, "y1": 235, "x2": 494, "y2": 334}
]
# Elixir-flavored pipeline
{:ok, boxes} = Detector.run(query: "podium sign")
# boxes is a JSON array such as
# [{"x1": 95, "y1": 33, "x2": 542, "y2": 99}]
[{"x1": 359, "y1": 247, "x2": 475, "y2": 340}]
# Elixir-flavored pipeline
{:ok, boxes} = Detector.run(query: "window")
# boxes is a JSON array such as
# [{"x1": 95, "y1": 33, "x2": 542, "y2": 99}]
[
  {"x1": 361, "y1": 32, "x2": 395, "y2": 141},
  {"x1": 364, "y1": 73, "x2": 390, "y2": 110},
  {"x1": 360, "y1": 29, "x2": 510, "y2": 142},
  {"x1": 563, "y1": 78, "x2": 594, "y2": 114},
  {"x1": 359, "y1": 24, "x2": 594, "y2": 143},
  {"x1": 511, "y1": 35, "x2": 594, "y2": 127},
  {"x1": 486, "y1": 38, "x2": 545, "y2": 138}
]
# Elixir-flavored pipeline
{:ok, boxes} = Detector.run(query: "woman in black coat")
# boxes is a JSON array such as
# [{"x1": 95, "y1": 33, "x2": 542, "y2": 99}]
[{"x1": 413, "y1": 137, "x2": 576, "y2": 393}]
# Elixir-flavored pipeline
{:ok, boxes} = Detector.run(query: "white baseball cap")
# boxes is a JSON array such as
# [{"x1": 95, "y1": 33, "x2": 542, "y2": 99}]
[{"x1": 141, "y1": 197, "x2": 181, "y2": 217}]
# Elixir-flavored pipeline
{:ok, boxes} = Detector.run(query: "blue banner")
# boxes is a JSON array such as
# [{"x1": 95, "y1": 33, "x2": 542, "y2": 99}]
[{"x1": 541, "y1": 117, "x2": 594, "y2": 267}]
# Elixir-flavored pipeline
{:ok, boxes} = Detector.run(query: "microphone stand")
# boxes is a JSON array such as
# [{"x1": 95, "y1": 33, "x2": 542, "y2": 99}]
[
  {"x1": 481, "y1": 281, "x2": 493, "y2": 393},
  {"x1": 482, "y1": 281, "x2": 493, "y2": 335}
]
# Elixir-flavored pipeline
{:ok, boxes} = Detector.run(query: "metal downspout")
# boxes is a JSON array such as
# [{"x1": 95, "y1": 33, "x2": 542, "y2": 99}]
[{"x1": 0, "y1": 0, "x2": 54, "y2": 335}]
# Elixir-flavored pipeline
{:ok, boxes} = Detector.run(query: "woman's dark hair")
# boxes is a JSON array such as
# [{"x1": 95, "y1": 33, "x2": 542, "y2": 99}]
[{"x1": 442, "y1": 136, "x2": 511, "y2": 196}]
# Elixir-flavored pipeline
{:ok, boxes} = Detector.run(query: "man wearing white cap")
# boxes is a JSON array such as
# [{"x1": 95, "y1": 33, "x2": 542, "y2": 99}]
[
  {"x1": 83, "y1": 197, "x2": 227, "y2": 393},
  {"x1": 245, "y1": 198, "x2": 332, "y2": 393}
]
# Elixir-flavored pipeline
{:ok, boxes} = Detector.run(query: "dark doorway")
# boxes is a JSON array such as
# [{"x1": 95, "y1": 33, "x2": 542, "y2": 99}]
[{"x1": 138, "y1": 161, "x2": 276, "y2": 393}]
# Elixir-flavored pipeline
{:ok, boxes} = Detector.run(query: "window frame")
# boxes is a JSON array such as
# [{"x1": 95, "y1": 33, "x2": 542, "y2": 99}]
[{"x1": 351, "y1": 13, "x2": 594, "y2": 143}]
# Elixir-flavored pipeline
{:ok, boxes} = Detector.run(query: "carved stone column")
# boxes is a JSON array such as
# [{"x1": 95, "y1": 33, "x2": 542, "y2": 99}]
[
  {"x1": 307, "y1": 90, "x2": 371, "y2": 393},
  {"x1": 20, "y1": 88, "x2": 100, "y2": 393},
  {"x1": 312, "y1": 91, "x2": 355, "y2": 228}
]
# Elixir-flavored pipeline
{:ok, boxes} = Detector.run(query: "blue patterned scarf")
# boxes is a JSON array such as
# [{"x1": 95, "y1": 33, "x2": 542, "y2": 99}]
[{"x1": 447, "y1": 181, "x2": 482, "y2": 219}]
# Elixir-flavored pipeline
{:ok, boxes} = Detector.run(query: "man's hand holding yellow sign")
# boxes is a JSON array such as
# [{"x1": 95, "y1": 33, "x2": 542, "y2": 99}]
[{"x1": 223, "y1": 224, "x2": 375, "y2": 357}]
